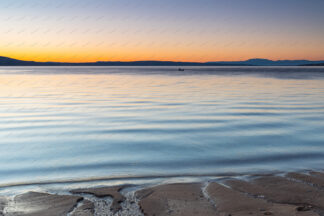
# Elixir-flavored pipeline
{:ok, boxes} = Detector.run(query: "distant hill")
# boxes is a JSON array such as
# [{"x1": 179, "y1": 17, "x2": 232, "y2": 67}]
[
  {"x1": 1, "y1": 56, "x2": 324, "y2": 66},
  {"x1": 0, "y1": 56, "x2": 63, "y2": 66},
  {"x1": 208, "y1": 58, "x2": 324, "y2": 66},
  {"x1": 301, "y1": 63, "x2": 324, "y2": 66},
  {"x1": 0, "y1": 56, "x2": 244, "y2": 66}
]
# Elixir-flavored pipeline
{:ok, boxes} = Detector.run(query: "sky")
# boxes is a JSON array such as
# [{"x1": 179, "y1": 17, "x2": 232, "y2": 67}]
[{"x1": 1, "y1": 0, "x2": 324, "y2": 62}]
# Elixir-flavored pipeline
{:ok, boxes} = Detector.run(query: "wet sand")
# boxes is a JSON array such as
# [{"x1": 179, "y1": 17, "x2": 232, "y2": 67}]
[{"x1": 2, "y1": 170, "x2": 324, "y2": 216}]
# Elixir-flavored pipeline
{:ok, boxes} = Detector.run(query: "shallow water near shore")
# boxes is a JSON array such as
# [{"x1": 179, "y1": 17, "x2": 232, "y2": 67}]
[{"x1": 0, "y1": 66, "x2": 324, "y2": 188}]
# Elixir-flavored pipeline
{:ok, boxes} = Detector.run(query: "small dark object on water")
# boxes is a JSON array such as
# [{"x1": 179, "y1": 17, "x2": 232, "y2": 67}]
[{"x1": 178, "y1": 68, "x2": 185, "y2": 71}]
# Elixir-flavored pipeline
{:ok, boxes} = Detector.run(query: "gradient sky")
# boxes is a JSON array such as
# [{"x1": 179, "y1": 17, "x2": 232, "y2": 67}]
[{"x1": 1, "y1": 0, "x2": 324, "y2": 62}]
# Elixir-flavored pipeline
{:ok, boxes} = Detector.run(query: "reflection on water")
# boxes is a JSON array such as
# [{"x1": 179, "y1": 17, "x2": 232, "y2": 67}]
[{"x1": 0, "y1": 66, "x2": 324, "y2": 185}]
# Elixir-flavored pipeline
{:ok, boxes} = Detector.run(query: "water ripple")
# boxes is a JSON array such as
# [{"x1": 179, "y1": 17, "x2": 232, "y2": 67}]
[{"x1": 0, "y1": 66, "x2": 324, "y2": 185}]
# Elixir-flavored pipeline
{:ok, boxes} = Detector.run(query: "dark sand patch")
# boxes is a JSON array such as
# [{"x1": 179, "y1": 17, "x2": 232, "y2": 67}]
[
  {"x1": 71, "y1": 185, "x2": 129, "y2": 213},
  {"x1": 10, "y1": 192, "x2": 82, "y2": 216},
  {"x1": 207, "y1": 182, "x2": 319, "y2": 216},
  {"x1": 70, "y1": 200, "x2": 95, "y2": 216},
  {"x1": 136, "y1": 183, "x2": 217, "y2": 216},
  {"x1": 227, "y1": 176, "x2": 324, "y2": 213},
  {"x1": 287, "y1": 172, "x2": 324, "y2": 188}
]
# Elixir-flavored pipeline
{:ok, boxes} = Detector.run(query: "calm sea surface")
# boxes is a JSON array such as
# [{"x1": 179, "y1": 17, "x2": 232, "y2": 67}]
[{"x1": 1, "y1": 66, "x2": 324, "y2": 186}]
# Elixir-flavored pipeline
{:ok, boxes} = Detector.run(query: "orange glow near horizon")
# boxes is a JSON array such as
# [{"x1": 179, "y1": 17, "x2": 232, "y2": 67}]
[{"x1": 2, "y1": 43, "x2": 324, "y2": 63}]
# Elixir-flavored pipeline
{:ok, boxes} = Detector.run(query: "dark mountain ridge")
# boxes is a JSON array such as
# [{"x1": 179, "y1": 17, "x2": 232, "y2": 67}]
[
  {"x1": 1, "y1": 56, "x2": 324, "y2": 66},
  {"x1": 208, "y1": 58, "x2": 324, "y2": 66}
]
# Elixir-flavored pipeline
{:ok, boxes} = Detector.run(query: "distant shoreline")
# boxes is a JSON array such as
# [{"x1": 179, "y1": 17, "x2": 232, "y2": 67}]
[
  {"x1": 1, "y1": 65, "x2": 324, "y2": 67},
  {"x1": 1, "y1": 56, "x2": 324, "y2": 67}
]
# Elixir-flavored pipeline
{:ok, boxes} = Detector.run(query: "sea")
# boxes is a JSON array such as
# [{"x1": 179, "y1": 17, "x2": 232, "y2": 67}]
[{"x1": 0, "y1": 66, "x2": 324, "y2": 191}]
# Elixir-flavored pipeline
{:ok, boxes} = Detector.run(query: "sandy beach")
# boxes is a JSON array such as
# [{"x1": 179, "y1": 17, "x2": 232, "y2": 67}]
[{"x1": 1, "y1": 170, "x2": 324, "y2": 216}]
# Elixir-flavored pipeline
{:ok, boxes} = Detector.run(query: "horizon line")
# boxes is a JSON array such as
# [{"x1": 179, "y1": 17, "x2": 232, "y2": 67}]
[{"x1": 1, "y1": 56, "x2": 324, "y2": 64}]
